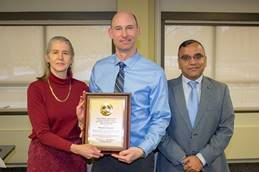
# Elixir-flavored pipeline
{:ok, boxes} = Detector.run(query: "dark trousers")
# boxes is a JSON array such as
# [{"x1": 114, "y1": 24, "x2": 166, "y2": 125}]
[{"x1": 91, "y1": 152, "x2": 154, "y2": 172}]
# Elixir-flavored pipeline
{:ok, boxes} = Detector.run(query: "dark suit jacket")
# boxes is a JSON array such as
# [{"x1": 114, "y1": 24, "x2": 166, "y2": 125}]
[{"x1": 156, "y1": 76, "x2": 234, "y2": 172}]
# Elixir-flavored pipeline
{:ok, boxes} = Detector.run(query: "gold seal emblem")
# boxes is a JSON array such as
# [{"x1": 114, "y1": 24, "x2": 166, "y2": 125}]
[{"x1": 100, "y1": 103, "x2": 113, "y2": 116}]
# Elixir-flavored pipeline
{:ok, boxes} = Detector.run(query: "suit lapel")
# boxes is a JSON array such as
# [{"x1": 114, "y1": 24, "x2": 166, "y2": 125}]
[
  {"x1": 194, "y1": 77, "x2": 212, "y2": 128},
  {"x1": 173, "y1": 77, "x2": 193, "y2": 130}
]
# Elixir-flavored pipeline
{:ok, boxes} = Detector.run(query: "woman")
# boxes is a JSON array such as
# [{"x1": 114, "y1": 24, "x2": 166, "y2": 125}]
[{"x1": 27, "y1": 36, "x2": 103, "y2": 172}]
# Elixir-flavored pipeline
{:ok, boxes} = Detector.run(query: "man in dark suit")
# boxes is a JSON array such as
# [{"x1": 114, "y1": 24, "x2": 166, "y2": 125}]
[{"x1": 156, "y1": 39, "x2": 235, "y2": 172}]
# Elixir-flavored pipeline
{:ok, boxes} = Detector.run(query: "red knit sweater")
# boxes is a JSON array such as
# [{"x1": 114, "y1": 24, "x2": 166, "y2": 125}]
[{"x1": 27, "y1": 73, "x2": 88, "y2": 152}]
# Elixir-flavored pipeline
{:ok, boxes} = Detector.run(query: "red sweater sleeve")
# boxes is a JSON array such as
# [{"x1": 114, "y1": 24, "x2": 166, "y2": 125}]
[{"x1": 27, "y1": 82, "x2": 72, "y2": 152}]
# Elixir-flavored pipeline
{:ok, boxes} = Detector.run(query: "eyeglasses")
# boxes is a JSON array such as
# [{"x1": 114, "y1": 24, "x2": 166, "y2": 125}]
[{"x1": 179, "y1": 53, "x2": 205, "y2": 61}]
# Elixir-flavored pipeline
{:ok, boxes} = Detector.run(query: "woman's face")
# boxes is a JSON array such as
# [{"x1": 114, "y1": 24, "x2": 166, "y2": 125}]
[{"x1": 45, "y1": 40, "x2": 73, "y2": 78}]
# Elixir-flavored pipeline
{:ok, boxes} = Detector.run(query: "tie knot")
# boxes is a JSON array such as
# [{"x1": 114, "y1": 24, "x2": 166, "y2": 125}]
[
  {"x1": 118, "y1": 62, "x2": 126, "y2": 69},
  {"x1": 188, "y1": 80, "x2": 198, "y2": 89}
]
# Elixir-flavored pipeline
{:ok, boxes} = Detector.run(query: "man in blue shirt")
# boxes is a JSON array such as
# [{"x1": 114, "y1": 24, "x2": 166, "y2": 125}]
[{"x1": 90, "y1": 11, "x2": 171, "y2": 172}]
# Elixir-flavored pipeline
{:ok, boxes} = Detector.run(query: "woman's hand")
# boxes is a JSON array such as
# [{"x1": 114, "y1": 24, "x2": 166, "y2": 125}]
[
  {"x1": 70, "y1": 143, "x2": 103, "y2": 159},
  {"x1": 76, "y1": 91, "x2": 86, "y2": 136}
]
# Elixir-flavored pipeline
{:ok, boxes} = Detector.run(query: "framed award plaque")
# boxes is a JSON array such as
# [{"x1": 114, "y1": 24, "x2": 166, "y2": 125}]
[{"x1": 83, "y1": 93, "x2": 131, "y2": 153}]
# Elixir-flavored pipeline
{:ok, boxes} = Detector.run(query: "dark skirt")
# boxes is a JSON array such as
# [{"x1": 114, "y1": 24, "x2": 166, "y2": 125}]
[{"x1": 27, "y1": 139, "x2": 86, "y2": 172}]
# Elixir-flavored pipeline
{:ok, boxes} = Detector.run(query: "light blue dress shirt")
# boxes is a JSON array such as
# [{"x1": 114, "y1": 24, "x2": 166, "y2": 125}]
[{"x1": 89, "y1": 53, "x2": 171, "y2": 156}]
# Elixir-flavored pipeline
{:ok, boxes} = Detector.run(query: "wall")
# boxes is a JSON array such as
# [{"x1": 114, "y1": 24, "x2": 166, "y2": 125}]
[
  {"x1": 117, "y1": 0, "x2": 156, "y2": 60},
  {"x1": 0, "y1": 0, "x2": 116, "y2": 12},
  {"x1": 160, "y1": 0, "x2": 259, "y2": 13}
]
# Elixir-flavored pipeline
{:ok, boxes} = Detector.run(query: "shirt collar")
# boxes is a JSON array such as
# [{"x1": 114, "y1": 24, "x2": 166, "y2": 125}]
[
  {"x1": 112, "y1": 52, "x2": 140, "y2": 69},
  {"x1": 182, "y1": 75, "x2": 203, "y2": 85}
]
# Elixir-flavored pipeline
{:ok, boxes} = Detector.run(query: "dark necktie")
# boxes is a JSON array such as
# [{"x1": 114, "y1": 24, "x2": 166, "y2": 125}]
[
  {"x1": 114, "y1": 62, "x2": 126, "y2": 93},
  {"x1": 187, "y1": 80, "x2": 199, "y2": 127}
]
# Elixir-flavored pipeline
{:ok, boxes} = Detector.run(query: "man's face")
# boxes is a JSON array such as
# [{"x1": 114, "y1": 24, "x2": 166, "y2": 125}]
[
  {"x1": 108, "y1": 12, "x2": 139, "y2": 53},
  {"x1": 178, "y1": 42, "x2": 207, "y2": 80}
]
